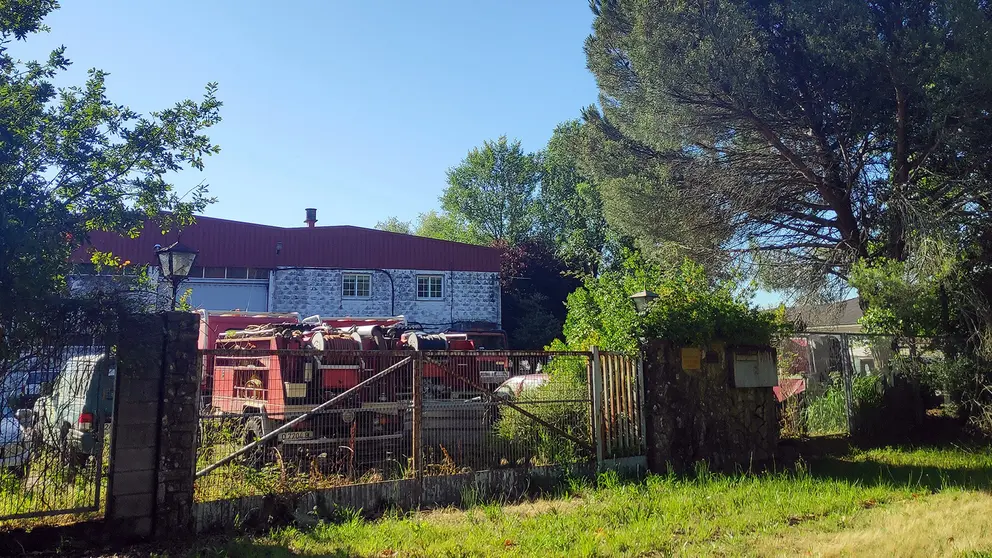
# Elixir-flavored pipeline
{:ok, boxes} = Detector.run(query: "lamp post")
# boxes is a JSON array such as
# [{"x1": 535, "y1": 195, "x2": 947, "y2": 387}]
[
  {"x1": 629, "y1": 290, "x2": 659, "y2": 315},
  {"x1": 155, "y1": 241, "x2": 198, "y2": 310}
]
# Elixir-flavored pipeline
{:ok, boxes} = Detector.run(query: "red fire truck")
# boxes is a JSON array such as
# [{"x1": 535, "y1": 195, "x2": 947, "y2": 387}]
[
  {"x1": 196, "y1": 312, "x2": 510, "y2": 465},
  {"x1": 200, "y1": 313, "x2": 412, "y2": 464}
]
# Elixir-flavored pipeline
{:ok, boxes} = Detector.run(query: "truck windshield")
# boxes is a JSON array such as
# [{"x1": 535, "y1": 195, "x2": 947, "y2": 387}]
[{"x1": 466, "y1": 335, "x2": 506, "y2": 350}]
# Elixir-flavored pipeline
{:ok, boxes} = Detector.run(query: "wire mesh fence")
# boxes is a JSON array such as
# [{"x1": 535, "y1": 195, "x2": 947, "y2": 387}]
[
  {"x1": 193, "y1": 349, "x2": 622, "y2": 502},
  {"x1": 419, "y1": 351, "x2": 594, "y2": 474},
  {"x1": 0, "y1": 332, "x2": 114, "y2": 523},
  {"x1": 195, "y1": 349, "x2": 414, "y2": 502},
  {"x1": 776, "y1": 333, "x2": 949, "y2": 438}
]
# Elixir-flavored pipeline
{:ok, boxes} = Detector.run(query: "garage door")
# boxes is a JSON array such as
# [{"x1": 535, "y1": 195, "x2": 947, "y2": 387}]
[{"x1": 186, "y1": 280, "x2": 268, "y2": 311}]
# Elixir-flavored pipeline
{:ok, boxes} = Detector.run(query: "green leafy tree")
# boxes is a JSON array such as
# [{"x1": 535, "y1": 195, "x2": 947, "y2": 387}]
[
  {"x1": 850, "y1": 257, "x2": 951, "y2": 338},
  {"x1": 442, "y1": 136, "x2": 541, "y2": 245},
  {"x1": 412, "y1": 210, "x2": 487, "y2": 245},
  {"x1": 537, "y1": 120, "x2": 629, "y2": 276},
  {"x1": 584, "y1": 0, "x2": 992, "y2": 298},
  {"x1": 0, "y1": 1, "x2": 221, "y2": 360},
  {"x1": 374, "y1": 217, "x2": 412, "y2": 235},
  {"x1": 561, "y1": 252, "x2": 783, "y2": 355}
]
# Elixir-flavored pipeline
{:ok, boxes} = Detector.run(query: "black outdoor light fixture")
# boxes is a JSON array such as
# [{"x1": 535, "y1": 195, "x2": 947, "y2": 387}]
[
  {"x1": 630, "y1": 289, "x2": 659, "y2": 315},
  {"x1": 155, "y1": 241, "x2": 198, "y2": 310}
]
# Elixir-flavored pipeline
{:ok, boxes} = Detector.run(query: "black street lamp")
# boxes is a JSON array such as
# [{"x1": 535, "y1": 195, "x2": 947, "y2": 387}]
[
  {"x1": 629, "y1": 290, "x2": 659, "y2": 315},
  {"x1": 155, "y1": 241, "x2": 198, "y2": 310}
]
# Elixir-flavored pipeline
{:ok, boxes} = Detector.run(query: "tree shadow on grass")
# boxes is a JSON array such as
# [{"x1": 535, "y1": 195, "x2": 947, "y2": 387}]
[
  {"x1": 805, "y1": 447, "x2": 992, "y2": 493},
  {"x1": 191, "y1": 540, "x2": 339, "y2": 558}
]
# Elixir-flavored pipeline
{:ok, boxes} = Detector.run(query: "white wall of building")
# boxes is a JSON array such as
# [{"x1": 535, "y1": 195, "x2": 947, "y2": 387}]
[{"x1": 269, "y1": 268, "x2": 501, "y2": 331}]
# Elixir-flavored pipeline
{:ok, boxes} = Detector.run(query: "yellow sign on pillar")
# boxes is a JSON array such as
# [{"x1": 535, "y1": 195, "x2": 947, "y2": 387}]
[{"x1": 681, "y1": 347, "x2": 702, "y2": 370}]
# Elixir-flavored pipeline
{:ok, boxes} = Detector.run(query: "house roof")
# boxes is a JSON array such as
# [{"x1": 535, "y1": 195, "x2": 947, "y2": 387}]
[
  {"x1": 787, "y1": 297, "x2": 864, "y2": 332},
  {"x1": 71, "y1": 216, "x2": 501, "y2": 273}
]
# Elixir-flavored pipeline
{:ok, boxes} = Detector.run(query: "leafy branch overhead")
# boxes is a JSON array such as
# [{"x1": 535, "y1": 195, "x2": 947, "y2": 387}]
[{"x1": 0, "y1": 0, "x2": 222, "y2": 357}]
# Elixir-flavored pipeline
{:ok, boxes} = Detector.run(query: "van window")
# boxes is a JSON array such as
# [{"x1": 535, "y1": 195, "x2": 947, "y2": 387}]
[{"x1": 58, "y1": 355, "x2": 102, "y2": 396}]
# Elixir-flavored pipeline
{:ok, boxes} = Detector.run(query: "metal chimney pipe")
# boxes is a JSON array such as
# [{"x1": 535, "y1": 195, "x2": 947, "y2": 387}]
[{"x1": 304, "y1": 208, "x2": 317, "y2": 228}]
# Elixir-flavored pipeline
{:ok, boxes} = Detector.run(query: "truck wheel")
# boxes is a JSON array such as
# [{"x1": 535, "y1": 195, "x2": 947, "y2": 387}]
[{"x1": 240, "y1": 417, "x2": 270, "y2": 468}]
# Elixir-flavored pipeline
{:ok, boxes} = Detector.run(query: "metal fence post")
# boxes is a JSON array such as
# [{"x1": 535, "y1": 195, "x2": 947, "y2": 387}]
[
  {"x1": 411, "y1": 351, "x2": 424, "y2": 502},
  {"x1": 591, "y1": 346, "x2": 605, "y2": 468},
  {"x1": 636, "y1": 355, "x2": 647, "y2": 455},
  {"x1": 840, "y1": 334, "x2": 856, "y2": 434}
]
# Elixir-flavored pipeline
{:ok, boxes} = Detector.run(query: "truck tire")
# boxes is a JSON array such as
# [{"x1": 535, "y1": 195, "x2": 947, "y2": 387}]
[{"x1": 239, "y1": 417, "x2": 271, "y2": 469}]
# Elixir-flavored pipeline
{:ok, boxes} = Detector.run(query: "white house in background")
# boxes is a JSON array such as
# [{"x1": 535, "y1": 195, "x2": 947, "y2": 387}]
[{"x1": 70, "y1": 209, "x2": 502, "y2": 332}]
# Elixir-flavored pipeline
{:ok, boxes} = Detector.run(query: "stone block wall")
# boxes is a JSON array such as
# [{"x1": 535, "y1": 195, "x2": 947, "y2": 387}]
[
  {"x1": 270, "y1": 268, "x2": 500, "y2": 331},
  {"x1": 642, "y1": 340, "x2": 778, "y2": 473},
  {"x1": 108, "y1": 312, "x2": 199, "y2": 540}
]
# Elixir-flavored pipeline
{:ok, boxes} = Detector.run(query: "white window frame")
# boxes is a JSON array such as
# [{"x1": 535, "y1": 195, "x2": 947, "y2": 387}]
[
  {"x1": 342, "y1": 272, "x2": 372, "y2": 299},
  {"x1": 416, "y1": 274, "x2": 444, "y2": 300}
]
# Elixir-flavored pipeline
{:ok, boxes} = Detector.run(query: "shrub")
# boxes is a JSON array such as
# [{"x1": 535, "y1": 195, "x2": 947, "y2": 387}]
[
  {"x1": 804, "y1": 374, "x2": 849, "y2": 435},
  {"x1": 495, "y1": 354, "x2": 590, "y2": 464},
  {"x1": 561, "y1": 253, "x2": 786, "y2": 355}
]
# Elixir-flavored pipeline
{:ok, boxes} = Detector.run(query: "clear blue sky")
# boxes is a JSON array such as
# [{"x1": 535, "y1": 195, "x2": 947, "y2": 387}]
[
  {"x1": 16, "y1": 1, "x2": 599, "y2": 229},
  {"x1": 16, "y1": 1, "x2": 784, "y2": 306}
]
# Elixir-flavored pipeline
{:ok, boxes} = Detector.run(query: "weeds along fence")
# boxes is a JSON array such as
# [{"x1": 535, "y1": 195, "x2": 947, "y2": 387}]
[
  {"x1": 0, "y1": 313, "x2": 116, "y2": 524},
  {"x1": 776, "y1": 333, "x2": 949, "y2": 439},
  {"x1": 193, "y1": 348, "x2": 643, "y2": 503}
]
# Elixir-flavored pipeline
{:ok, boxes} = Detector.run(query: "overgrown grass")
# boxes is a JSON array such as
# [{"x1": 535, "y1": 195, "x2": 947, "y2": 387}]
[
  {"x1": 804, "y1": 376, "x2": 850, "y2": 436},
  {"x1": 196, "y1": 445, "x2": 992, "y2": 557}
]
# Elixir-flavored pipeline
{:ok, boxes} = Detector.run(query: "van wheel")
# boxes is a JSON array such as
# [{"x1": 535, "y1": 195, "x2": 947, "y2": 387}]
[
  {"x1": 12, "y1": 462, "x2": 29, "y2": 479},
  {"x1": 70, "y1": 452, "x2": 89, "y2": 469}
]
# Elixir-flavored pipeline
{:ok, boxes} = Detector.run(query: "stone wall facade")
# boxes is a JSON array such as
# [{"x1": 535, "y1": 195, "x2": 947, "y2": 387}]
[
  {"x1": 270, "y1": 268, "x2": 501, "y2": 331},
  {"x1": 642, "y1": 340, "x2": 778, "y2": 473},
  {"x1": 109, "y1": 312, "x2": 199, "y2": 540}
]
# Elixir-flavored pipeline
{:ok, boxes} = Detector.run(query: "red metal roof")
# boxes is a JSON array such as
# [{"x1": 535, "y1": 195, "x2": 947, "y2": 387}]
[{"x1": 71, "y1": 216, "x2": 501, "y2": 272}]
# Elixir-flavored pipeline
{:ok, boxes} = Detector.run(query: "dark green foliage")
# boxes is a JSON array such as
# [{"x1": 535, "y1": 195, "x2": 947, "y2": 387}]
[
  {"x1": 560, "y1": 253, "x2": 784, "y2": 355},
  {"x1": 0, "y1": 1, "x2": 221, "y2": 360},
  {"x1": 496, "y1": 240, "x2": 581, "y2": 350},
  {"x1": 583, "y1": 0, "x2": 992, "y2": 298}
]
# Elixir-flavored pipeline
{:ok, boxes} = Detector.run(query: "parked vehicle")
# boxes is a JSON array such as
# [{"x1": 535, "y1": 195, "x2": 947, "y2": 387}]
[
  {"x1": 31, "y1": 354, "x2": 115, "y2": 465},
  {"x1": 205, "y1": 320, "x2": 408, "y2": 465},
  {"x1": 197, "y1": 314, "x2": 516, "y2": 466},
  {"x1": 197, "y1": 310, "x2": 302, "y2": 407},
  {"x1": 0, "y1": 404, "x2": 32, "y2": 474},
  {"x1": 492, "y1": 374, "x2": 549, "y2": 400},
  {"x1": 2, "y1": 355, "x2": 65, "y2": 413}
]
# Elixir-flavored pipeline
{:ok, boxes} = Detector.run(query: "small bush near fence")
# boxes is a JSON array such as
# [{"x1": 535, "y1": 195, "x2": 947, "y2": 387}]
[{"x1": 495, "y1": 357, "x2": 590, "y2": 466}]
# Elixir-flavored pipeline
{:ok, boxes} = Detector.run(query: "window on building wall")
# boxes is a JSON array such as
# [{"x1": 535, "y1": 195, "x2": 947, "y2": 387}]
[
  {"x1": 342, "y1": 273, "x2": 371, "y2": 298},
  {"x1": 417, "y1": 275, "x2": 443, "y2": 299}
]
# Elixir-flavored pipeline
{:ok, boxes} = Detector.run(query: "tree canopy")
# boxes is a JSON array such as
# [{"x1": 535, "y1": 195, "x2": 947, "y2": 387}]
[
  {"x1": 0, "y1": 0, "x2": 221, "y2": 359},
  {"x1": 536, "y1": 120, "x2": 626, "y2": 276},
  {"x1": 584, "y1": 0, "x2": 992, "y2": 300},
  {"x1": 441, "y1": 136, "x2": 541, "y2": 246},
  {"x1": 560, "y1": 253, "x2": 784, "y2": 355}
]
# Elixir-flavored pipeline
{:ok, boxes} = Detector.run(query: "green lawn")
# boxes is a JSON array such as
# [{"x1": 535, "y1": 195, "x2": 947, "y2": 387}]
[{"x1": 190, "y1": 445, "x2": 992, "y2": 557}]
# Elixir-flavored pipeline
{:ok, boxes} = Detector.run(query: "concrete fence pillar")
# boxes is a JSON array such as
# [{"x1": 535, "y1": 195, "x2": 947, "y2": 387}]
[{"x1": 107, "y1": 312, "x2": 199, "y2": 540}]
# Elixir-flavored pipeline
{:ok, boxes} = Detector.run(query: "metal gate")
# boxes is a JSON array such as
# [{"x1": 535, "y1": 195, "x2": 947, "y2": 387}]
[
  {"x1": 419, "y1": 351, "x2": 596, "y2": 473},
  {"x1": 591, "y1": 348, "x2": 646, "y2": 461},
  {"x1": 192, "y1": 347, "x2": 645, "y2": 503},
  {"x1": 0, "y1": 339, "x2": 114, "y2": 523}
]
